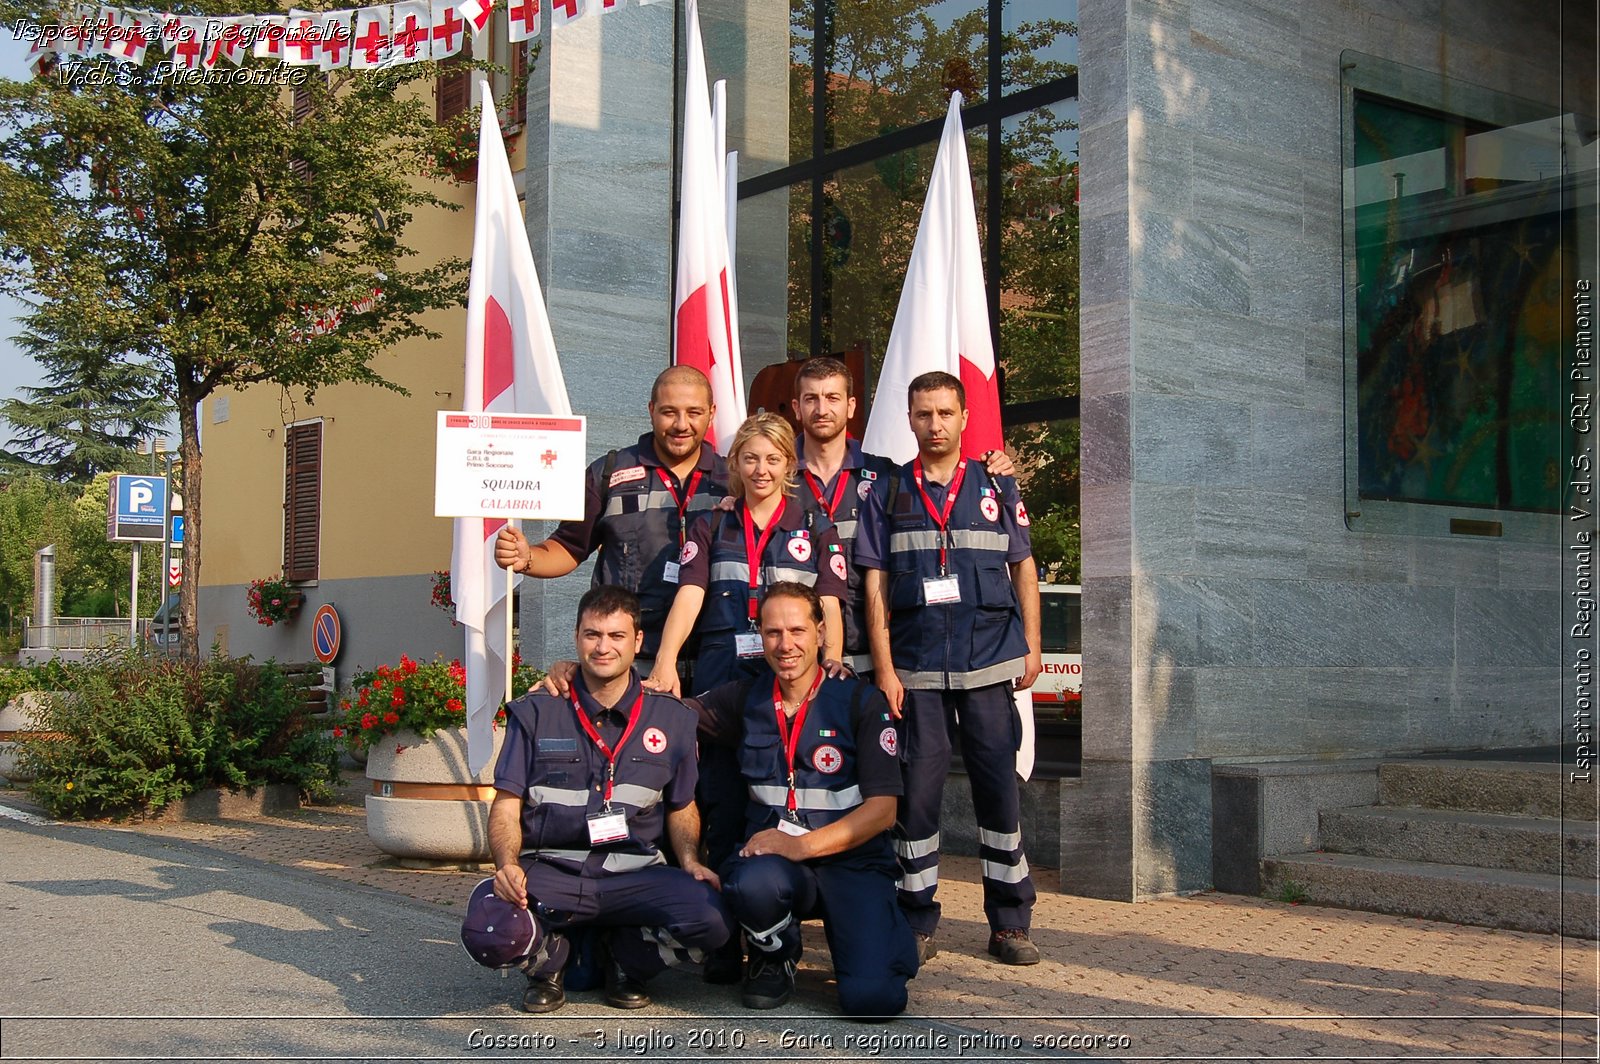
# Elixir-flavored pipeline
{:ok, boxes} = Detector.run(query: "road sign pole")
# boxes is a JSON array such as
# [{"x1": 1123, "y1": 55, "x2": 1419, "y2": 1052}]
[{"x1": 130, "y1": 542, "x2": 141, "y2": 646}]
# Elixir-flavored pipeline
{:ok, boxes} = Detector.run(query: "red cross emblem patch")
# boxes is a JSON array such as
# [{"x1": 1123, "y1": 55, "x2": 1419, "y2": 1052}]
[
  {"x1": 1016, "y1": 501, "x2": 1031, "y2": 527},
  {"x1": 788, "y1": 537, "x2": 812, "y2": 563},
  {"x1": 829, "y1": 554, "x2": 848, "y2": 581},
  {"x1": 642, "y1": 727, "x2": 667, "y2": 754},
  {"x1": 812, "y1": 744, "x2": 844, "y2": 774},
  {"x1": 679, "y1": 541, "x2": 699, "y2": 566},
  {"x1": 979, "y1": 496, "x2": 1000, "y2": 522},
  {"x1": 879, "y1": 727, "x2": 898, "y2": 756}
]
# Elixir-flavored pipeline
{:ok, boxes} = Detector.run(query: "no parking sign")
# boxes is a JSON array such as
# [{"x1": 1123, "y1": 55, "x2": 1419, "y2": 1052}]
[{"x1": 312, "y1": 604, "x2": 342, "y2": 664}]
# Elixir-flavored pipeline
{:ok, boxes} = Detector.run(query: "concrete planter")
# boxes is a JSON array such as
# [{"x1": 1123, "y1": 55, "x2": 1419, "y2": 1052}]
[
  {"x1": 0, "y1": 692, "x2": 59, "y2": 783},
  {"x1": 364, "y1": 726, "x2": 504, "y2": 864}
]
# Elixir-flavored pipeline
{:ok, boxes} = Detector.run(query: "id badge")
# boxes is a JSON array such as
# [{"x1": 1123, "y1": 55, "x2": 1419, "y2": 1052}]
[
  {"x1": 923, "y1": 575, "x2": 961, "y2": 604},
  {"x1": 663, "y1": 561, "x2": 681, "y2": 584},
  {"x1": 734, "y1": 631, "x2": 763, "y2": 658},
  {"x1": 586, "y1": 809, "x2": 629, "y2": 846},
  {"x1": 777, "y1": 818, "x2": 811, "y2": 837}
]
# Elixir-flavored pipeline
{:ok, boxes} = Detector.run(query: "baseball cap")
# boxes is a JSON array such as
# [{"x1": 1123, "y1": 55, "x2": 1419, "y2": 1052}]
[{"x1": 460, "y1": 877, "x2": 538, "y2": 969}]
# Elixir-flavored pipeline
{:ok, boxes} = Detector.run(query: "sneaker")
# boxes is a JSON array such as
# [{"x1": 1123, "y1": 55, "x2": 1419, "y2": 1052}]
[
  {"x1": 741, "y1": 954, "x2": 796, "y2": 1009},
  {"x1": 914, "y1": 932, "x2": 938, "y2": 964},
  {"x1": 987, "y1": 928, "x2": 1040, "y2": 966}
]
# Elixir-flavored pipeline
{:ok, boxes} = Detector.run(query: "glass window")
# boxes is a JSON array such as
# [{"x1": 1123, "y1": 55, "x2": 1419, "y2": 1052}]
[
  {"x1": 1002, "y1": 0, "x2": 1078, "y2": 90},
  {"x1": 1342, "y1": 52, "x2": 1578, "y2": 540},
  {"x1": 824, "y1": 1, "x2": 987, "y2": 154}
]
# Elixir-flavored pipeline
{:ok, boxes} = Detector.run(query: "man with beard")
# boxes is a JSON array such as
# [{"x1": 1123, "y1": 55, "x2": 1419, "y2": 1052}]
[{"x1": 494, "y1": 366, "x2": 728, "y2": 668}]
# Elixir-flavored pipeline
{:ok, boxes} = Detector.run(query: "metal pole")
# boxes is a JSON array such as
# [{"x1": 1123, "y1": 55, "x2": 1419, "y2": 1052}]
[{"x1": 130, "y1": 541, "x2": 141, "y2": 646}]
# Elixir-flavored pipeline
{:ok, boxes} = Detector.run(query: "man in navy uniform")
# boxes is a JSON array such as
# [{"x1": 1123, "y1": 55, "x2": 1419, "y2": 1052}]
[
  {"x1": 856, "y1": 371, "x2": 1044, "y2": 967},
  {"x1": 788, "y1": 357, "x2": 1014, "y2": 676},
  {"x1": 479, "y1": 585, "x2": 733, "y2": 1012},
  {"x1": 493, "y1": 366, "x2": 728, "y2": 665},
  {"x1": 692, "y1": 582, "x2": 918, "y2": 1016}
]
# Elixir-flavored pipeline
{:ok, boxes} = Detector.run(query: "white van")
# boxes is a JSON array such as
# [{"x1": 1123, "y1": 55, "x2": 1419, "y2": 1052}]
[{"x1": 1033, "y1": 583, "x2": 1082, "y2": 720}]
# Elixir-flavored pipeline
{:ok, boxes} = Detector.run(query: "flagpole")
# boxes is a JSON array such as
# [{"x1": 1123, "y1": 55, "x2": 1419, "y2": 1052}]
[{"x1": 504, "y1": 520, "x2": 516, "y2": 699}]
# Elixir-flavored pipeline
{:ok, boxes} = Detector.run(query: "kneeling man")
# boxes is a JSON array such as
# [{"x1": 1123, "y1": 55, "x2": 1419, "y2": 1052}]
[
  {"x1": 467, "y1": 585, "x2": 732, "y2": 1012},
  {"x1": 693, "y1": 582, "x2": 919, "y2": 1017}
]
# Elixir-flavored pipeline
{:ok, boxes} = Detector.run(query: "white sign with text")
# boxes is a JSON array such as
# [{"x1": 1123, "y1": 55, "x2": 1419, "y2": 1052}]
[{"x1": 434, "y1": 412, "x2": 587, "y2": 520}]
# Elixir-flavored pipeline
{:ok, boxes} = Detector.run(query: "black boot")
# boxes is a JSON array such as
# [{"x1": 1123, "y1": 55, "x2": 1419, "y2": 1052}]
[
  {"x1": 601, "y1": 932, "x2": 651, "y2": 1009},
  {"x1": 521, "y1": 968, "x2": 566, "y2": 1013},
  {"x1": 702, "y1": 934, "x2": 743, "y2": 984}
]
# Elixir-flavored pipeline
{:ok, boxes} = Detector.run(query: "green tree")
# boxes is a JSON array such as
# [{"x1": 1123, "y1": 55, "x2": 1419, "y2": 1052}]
[
  {"x1": 0, "y1": 6, "x2": 470, "y2": 657},
  {"x1": 0, "y1": 297, "x2": 172, "y2": 482}
]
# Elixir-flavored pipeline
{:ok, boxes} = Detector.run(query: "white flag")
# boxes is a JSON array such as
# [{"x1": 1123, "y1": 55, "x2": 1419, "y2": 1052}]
[
  {"x1": 549, "y1": 0, "x2": 584, "y2": 27},
  {"x1": 453, "y1": 86, "x2": 573, "y2": 774},
  {"x1": 252, "y1": 15, "x2": 288, "y2": 60},
  {"x1": 459, "y1": 0, "x2": 495, "y2": 34},
  {"x1": 283, "y1": 10, "x2": 322, "y2": 66},
  {"x1": 349, "y1": 6, "x2": 390, "y2": 70},
  {"x1": 862, "y1": 90, "x2": 1005, "y2": 464},
  {"x1": 389, "y1": 1, "x2": 433, "y2": 62},
  {"x1": 671, "y1": 0, "x2": 745, "y2": 453},
  {"x1": 316, "y1": 10, "x2": 353, "y2": 69},
  {"x1": 507, "y1": 0, "x2": 539, "y2": 41},
  {"x1": 430, "y1": 0, "x2": 467, "y2": 58}
]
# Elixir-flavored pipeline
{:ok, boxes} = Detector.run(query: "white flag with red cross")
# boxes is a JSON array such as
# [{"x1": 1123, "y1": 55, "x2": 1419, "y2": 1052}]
[
  {"x1": 282, "y1": 9, "x2": 323, "y2": 66},
  {"x1": 507, "y1": 0, "x2": 539, "y2": 42},
  {"x1": 87, "y1": 7, "x2": 119, "y2": 59},
  {"x1": 316, "y1": 10, "x2": 352, "y2": 69},
  {"x1": 108, "y1": 10, "x2": 152, "y2": 65},
  {"x1": 349, "y1": 7, "x2": 390, "y2": 70},
  {"x1": 459, "y1": 0, "x2": 495, "y2": 35},
  {"x1": 208, "y1": 17, "x2": 252, "y2": 67},
  {"x1": 862, "y1": 90, "x2": 1005, "y2": 463},
  {"x1": 156, "y1": 13, "x2": 186, "y2": 54},
  {"x1": 389, "y1": 1, "x2": 433, "y2": 62},
  {"x1": 430, "y1": 0, "x2": 467, "y2": 58},
  {"x1": 453, "y1": 86, "x2": 573, "y2": 774},
  {"x1": 549, "y1": 0, "x2": 584, "y2": 27},
  {"x1": 173, "y1": 16, "x2": 213, "y2": 69},
  {"x1": 252, "y1": 15, "x2": 288, "y2": 60},
  {"x1": 671, "y1": 0, "x2": 745, "y2": 453}
]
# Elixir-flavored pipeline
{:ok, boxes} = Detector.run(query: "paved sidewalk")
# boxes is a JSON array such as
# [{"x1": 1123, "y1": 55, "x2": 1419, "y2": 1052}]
[{"x1": 4, "y1": 779, "x2": 1595, "y2": 1060}]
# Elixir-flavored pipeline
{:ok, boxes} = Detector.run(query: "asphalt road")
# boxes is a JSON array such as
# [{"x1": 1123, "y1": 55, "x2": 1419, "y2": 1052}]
[{"x1": 0, "y1": 810, "x2": 1034, "y2": 1064}]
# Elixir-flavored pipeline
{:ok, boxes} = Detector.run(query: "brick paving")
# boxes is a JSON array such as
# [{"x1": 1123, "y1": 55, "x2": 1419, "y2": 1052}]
[{"x1": 6, "y1": 777, "x2": 1596, "y2": 1060}]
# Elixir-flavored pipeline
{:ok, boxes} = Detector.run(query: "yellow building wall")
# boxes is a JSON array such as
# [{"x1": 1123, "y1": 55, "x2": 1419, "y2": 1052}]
[{"x1": 200, "y1": 133, "x2": 522, "y2": 591}]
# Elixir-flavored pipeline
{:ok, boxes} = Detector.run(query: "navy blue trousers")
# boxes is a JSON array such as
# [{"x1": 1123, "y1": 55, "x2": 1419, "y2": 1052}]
[
  {"x1": 694, "y1": 633, "x2": 766, "y2": 869},
  {"x1": 722, "y1": 852, "x2": 918, "y2": 1018},
  {"x1": 894, "y1": 684, "x2": 1036, "y2": 936},
  {"x1": 520, "y1": 860, "x2": 732, "y2": 981}
]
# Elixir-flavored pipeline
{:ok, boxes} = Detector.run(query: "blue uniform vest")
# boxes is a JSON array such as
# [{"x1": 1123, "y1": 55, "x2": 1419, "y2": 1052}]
[
  {"x1": 503, "y1": 687, "x2": 697, "y2": 877},
  {"x1": 732, "y1": 675, "x2": 885, "y2": 859},
  {"x1": 881, "y1": 465, "x2": 1030, "y2": 689},
  {"x1": 580, "y1": 435, "x2": 728, "y2": 652},
  {"x1": 795, "y1": 444, "x2": 897, "y2": 664},
  {"x1": 698, "y1": 500, "x2": 836, "y2": 635}
]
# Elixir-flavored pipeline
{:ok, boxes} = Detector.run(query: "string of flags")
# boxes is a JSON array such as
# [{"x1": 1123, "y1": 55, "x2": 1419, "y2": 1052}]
[{"x1": 19, "y1": 0, "x2": 671, "y2": 75}]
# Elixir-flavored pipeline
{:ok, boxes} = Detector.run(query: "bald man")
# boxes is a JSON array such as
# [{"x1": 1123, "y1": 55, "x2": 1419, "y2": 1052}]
[{"x1": 496, "y1": 366, "x2": 730, "y2": 663}]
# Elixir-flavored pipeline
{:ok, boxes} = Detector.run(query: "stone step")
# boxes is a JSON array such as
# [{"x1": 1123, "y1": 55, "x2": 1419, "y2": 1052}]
[
  {"x1": 1261, "y1": 851, "x2": 1598, "y2": 938},
  {"x1": 1378, "y1": 761, "x2": 1598, "y2": 821},
  {"x1": 1320, "y1": 805, "x2": 1597, "y2": 876}
]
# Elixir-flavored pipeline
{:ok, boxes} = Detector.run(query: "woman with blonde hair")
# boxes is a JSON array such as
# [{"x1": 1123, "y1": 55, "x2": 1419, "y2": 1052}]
[{"x1": 648, "y1": 412, "x2": 846, "y2": 696}]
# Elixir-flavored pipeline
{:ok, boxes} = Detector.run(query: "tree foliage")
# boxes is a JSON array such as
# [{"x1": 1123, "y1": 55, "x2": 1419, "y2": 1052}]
[
  {"x1": 0, "y1": 3, "x2": 470, "y2": 655},
  {"x1": 783, "y1": 3, "x2": 1081, "y2": 579}
]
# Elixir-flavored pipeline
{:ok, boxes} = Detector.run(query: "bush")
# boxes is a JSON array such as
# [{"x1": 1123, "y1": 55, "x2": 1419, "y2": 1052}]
[
  {"x1": 0, "y1": 659, "x2": 71, "y2": 708},
  {"x1": 17, "y1": 650, "x2": 338, "y2": 819},
  {"x1": 334, "y1": 653, "x2": 542, "y2": 754}
]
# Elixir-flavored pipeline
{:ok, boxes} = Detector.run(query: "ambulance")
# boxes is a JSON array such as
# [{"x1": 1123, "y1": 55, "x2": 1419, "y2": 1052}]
[{"x1": 1034, "y1": 583, "x2": 1082, "y2": 721}]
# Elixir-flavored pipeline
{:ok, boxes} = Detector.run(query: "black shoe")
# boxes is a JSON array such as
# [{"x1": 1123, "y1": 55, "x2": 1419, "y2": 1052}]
[
  {"x1": 741, "y1": 953, "x2": 795, "y2": 1009},
  {"x1": 703, "y1": 936, "x2": 743, "y2": 984},
  {"x1": 600, "y1": 934, "x2": 651, "y2": 1010},
  {"x1": 987, "y1": 928, "x2": 1040, "y2": 965},
  {"x1": 913, "y1": 932, "x2": 938, "y2": 964},
  {"x1": 521, "y1": 969, "x2": 566, "y2": 1013}
]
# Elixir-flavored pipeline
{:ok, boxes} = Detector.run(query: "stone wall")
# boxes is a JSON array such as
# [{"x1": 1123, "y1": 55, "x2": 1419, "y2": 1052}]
[{"x1": 1069, "y1": 0, "x2": 1588, "y2": 899}]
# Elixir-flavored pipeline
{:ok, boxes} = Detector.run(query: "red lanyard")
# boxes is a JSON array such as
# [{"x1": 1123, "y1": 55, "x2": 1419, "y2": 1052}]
[
  {"x1": 742, "y1": 498, "x2": 786, "y2": 625},
  {"x1": 569, "y1": 687, "x2": 646, "y2": 806},
  {"x1": 657, "y1": 468, "x2": 703, "y2": 547},
  {"x1": 911, "y1": 457, "x2": 967, "y2": 575},
  {"x1": 772, "y1": 670, "x2": 825, "y2": 816},
  {"x1": 802, "y1": 469, "x2": 850, "y2": 520}
]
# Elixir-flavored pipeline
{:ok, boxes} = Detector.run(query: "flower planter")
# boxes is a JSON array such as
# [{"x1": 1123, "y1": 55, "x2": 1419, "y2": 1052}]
[
  {"x1": 0, "y1": 692, "x2": 60, "y2": 783},
  {"x1": 365, "y1": 725, "x2": 504, "y2": 864}
]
